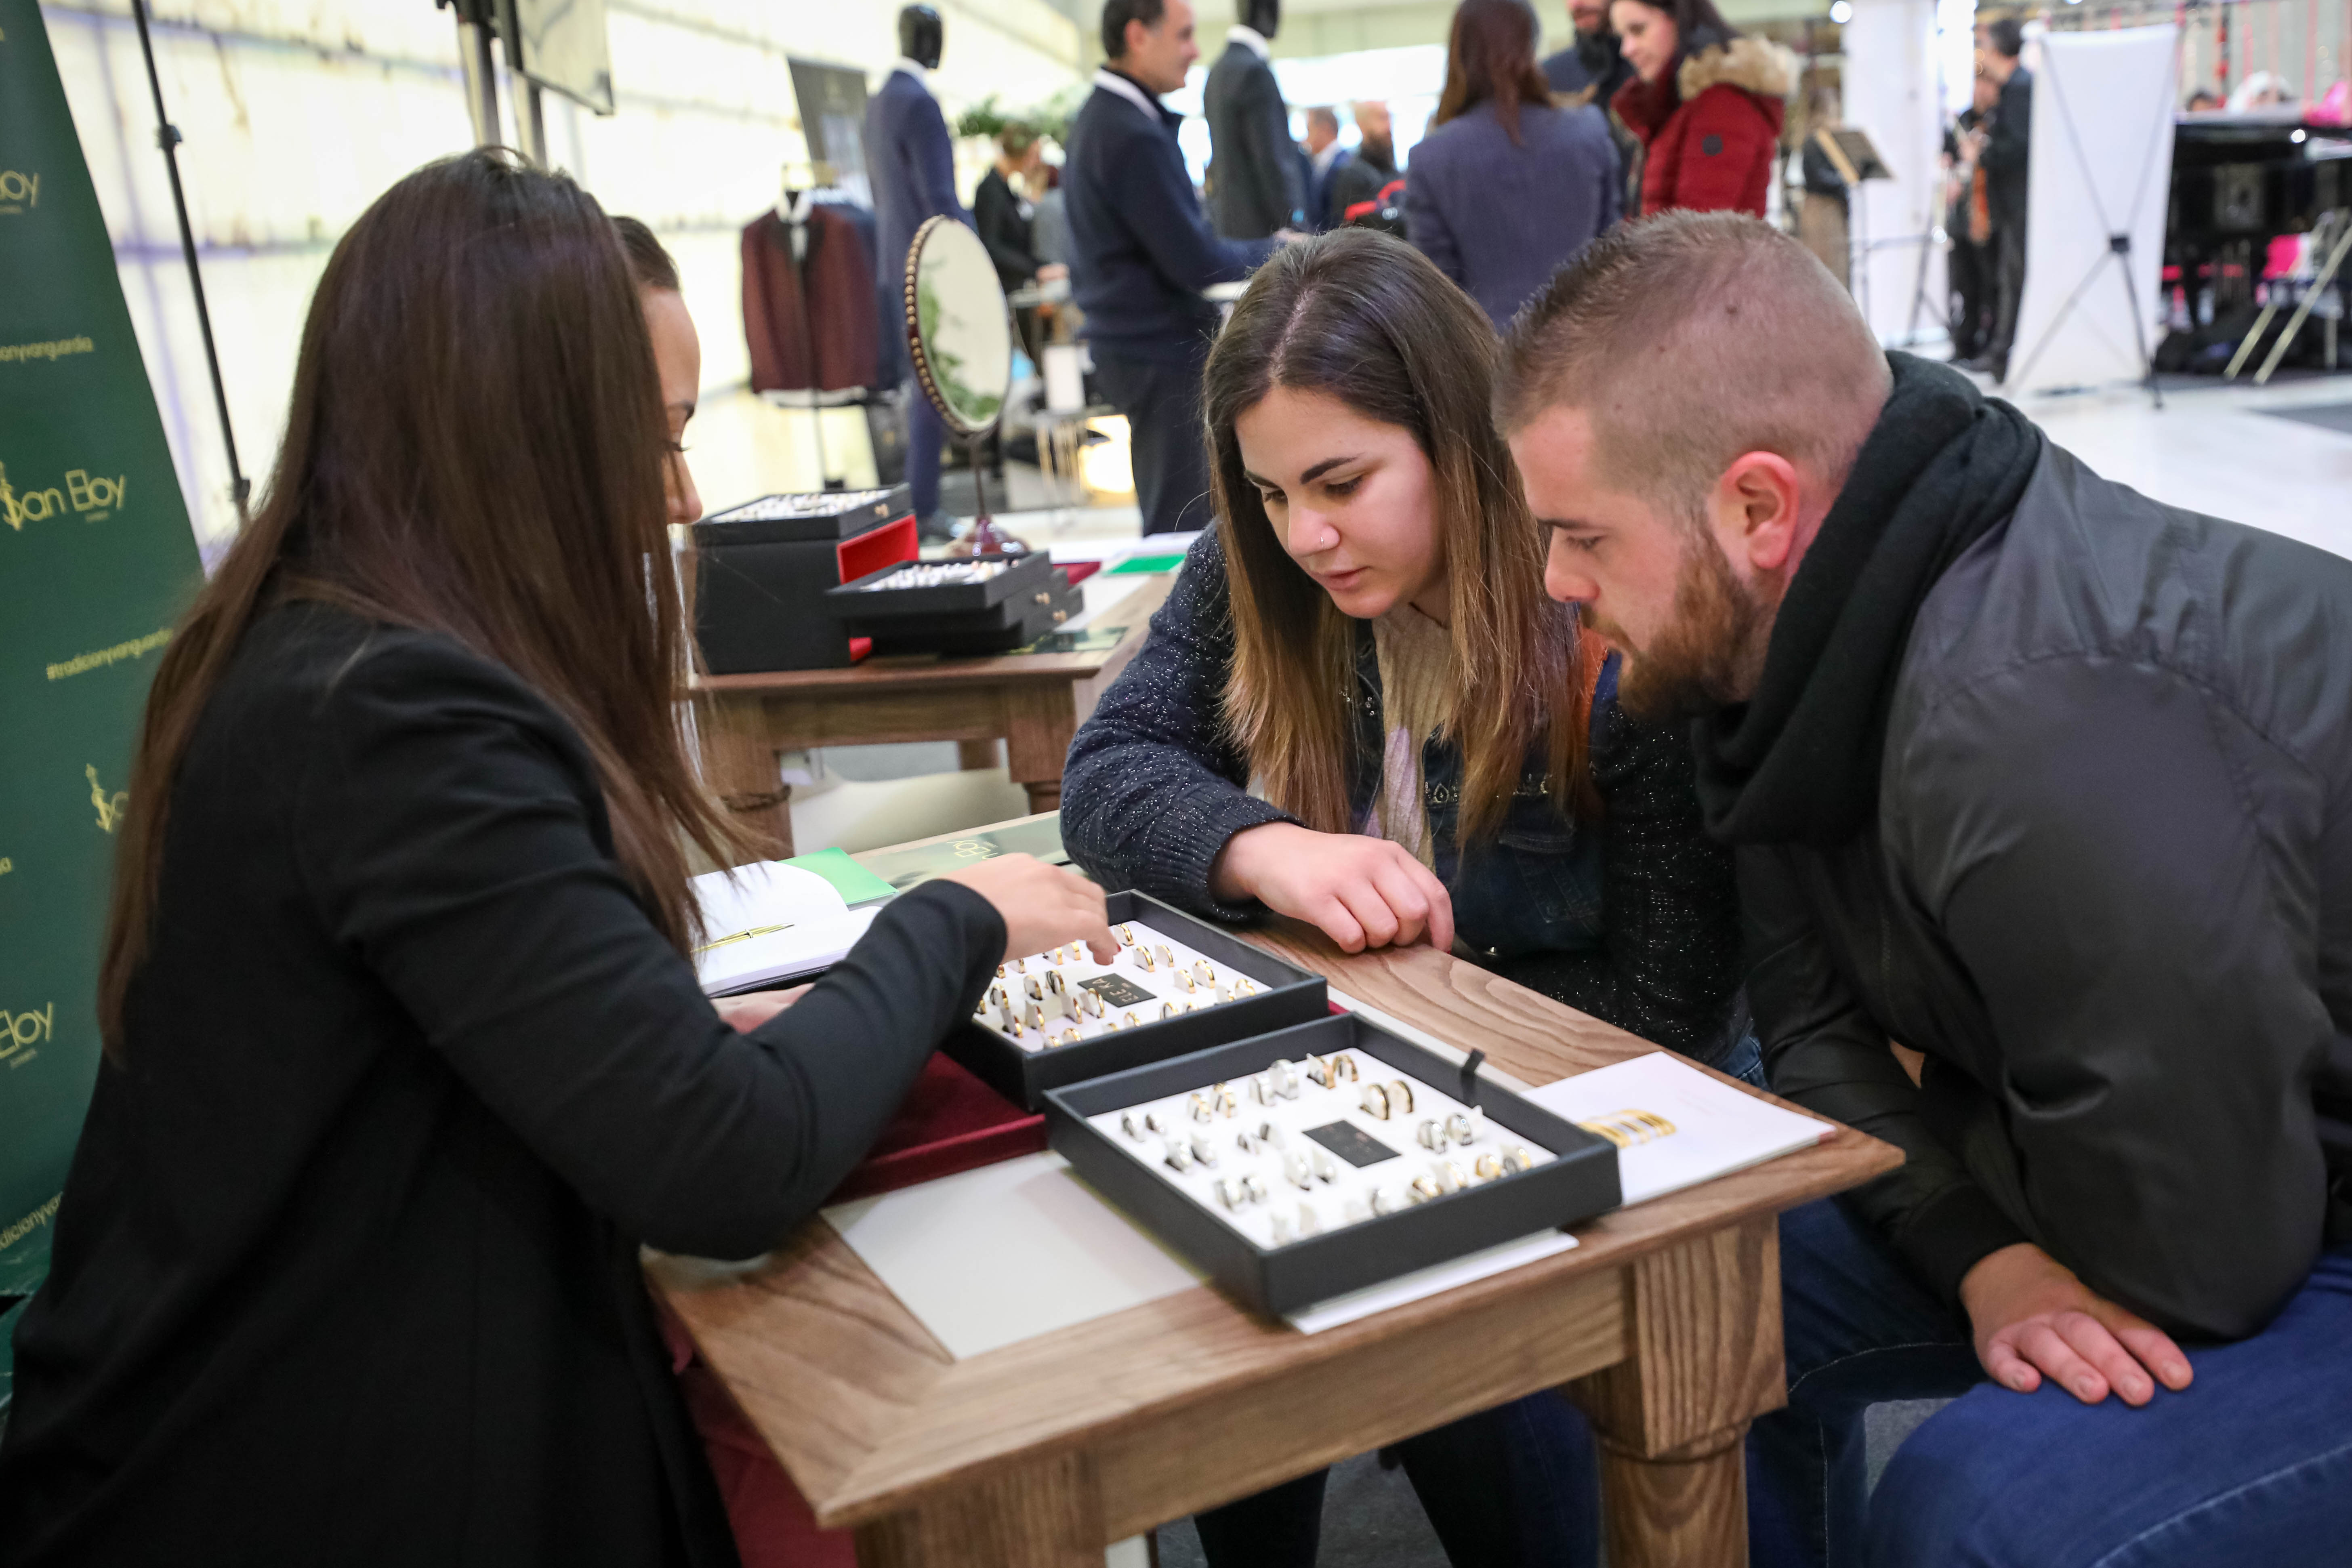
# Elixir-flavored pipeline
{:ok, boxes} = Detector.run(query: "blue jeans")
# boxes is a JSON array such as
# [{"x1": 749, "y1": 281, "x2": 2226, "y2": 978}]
[
  {"x1": 1751, "y1": 1196, "x2": 2352, "y2": 1568},
  {"x1": 1191, "y1": 1038, "x2": 1767, "y2": 1567}
]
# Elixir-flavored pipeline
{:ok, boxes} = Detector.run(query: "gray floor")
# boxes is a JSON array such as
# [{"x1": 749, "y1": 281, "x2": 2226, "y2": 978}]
[
  {"x1": 1154, "y1": 1454, "x2": 1450, "y2": 1568},
  {"x1": 2262, "y1": 399, "x2": 2352, "y2": 437}
]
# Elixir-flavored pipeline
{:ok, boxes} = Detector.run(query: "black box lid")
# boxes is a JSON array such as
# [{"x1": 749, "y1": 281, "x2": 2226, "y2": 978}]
[{"x1": 692, "y1": 485, "x2": 914, "y2": 546}]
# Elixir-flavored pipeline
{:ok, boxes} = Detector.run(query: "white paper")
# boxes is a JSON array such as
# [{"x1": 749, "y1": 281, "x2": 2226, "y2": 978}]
[
  {"x1": 823, "y1": 1152, "x2": 1202, "y2": 1360},
  {"x1": 1324, "y1": 984, "x2": 1535, "y2": 1092},
  {"x1": 1284, "y1": 1229, "x2": 1580, "y2": 1334},
  {"x1": 1523, "y1": 1053, "x2": 1834, "y2": 1205},
  {"x1": 691, "y1": 861, "x2": 877, "y2": 994}
]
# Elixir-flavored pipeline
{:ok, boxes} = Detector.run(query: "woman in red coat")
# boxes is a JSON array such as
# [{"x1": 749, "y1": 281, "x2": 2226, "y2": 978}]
[{"x1": 1608, "y1": 0, "x2": 1796, "y2": 217}]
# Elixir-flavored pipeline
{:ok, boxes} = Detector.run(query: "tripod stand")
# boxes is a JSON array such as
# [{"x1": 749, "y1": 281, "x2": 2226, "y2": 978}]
[{"x1": 2004, "y1": 34, "x2": 2178, "y2": 408}]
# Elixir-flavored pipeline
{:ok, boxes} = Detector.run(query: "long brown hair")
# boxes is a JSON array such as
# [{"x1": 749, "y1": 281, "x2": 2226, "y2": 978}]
[
  {"x1": 1434, "y1": 0, "x2": 1555, "y2": 145},
  {"x1": 1203, "y1": 229, "x2": 1593, "y2": 846},
  {"x1": 99, "y1": 150, "x2": 751, "y2": 1048}
]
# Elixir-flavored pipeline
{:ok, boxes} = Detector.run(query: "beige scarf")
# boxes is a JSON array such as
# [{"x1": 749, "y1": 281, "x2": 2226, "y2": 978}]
[{"x1": 1363, "y1": 603, "x2": 1457, "y2": 867}]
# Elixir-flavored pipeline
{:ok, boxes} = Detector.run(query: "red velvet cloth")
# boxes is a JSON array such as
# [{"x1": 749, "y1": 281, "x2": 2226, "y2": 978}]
[{"x1": 664, "y1": 1053, "x2": 1041, "y2": 1564}]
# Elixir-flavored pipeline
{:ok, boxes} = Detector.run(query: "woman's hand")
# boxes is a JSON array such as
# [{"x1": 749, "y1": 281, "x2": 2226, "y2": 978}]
[
  {"x1": 941, "y1": 854, "x2": 1118, "y2": 964},
  {"x1": 713, "y1": 985, "x2": 810, "y2": 1033},
  {"x1": 1211, "y1": 822, "x2": 1455, "y2": 954},
  {"x1": 1959, "y1": 1242, "x2": 2194, "y2": 1406}
]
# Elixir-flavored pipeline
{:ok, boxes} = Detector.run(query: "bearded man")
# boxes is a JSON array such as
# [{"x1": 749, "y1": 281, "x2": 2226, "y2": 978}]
[{"x1": 1499, "y1": 210, "x2": 2352, "y2": 1566}]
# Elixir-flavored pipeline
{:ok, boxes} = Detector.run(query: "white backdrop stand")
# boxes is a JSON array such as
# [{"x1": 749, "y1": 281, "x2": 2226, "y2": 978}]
[{"x1": 2006, "y1": 25, "x2": 2179, "y2": 404}]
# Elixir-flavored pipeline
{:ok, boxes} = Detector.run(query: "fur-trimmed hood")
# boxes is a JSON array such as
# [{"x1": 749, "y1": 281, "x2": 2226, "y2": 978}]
[{"x1": 1675, "y1": 36, "x2": 1799, "y2": 102}]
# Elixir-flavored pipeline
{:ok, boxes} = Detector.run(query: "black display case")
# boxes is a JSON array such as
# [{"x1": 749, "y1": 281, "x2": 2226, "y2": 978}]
[
  {"x1": 690, "y1": 486, "x2": 918, "y2": 673},
  {"x1": 823, "y1": 551, "x2": 1056, "y2": 619},
  {"x1": 942, "y1": 890, "x2": 1328, "y2": 1111},
  {"x1": 1044, "y1": 1013, "x2": 1623, "y2": 1316},
  {"x1": 824, "y1": 553, "x2": 1079, "y2": 656}
]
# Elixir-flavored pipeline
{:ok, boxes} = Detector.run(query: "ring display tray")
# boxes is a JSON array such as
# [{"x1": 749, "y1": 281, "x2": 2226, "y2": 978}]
[
  {"x1": 823, "y1": 551, "x2": 1055, "y2": 620},
  {"x1": 1045, "y1": 1013, "x2": 1622, "y2": 1316},
  {"x1": 942, "y1": 891, "x2": 1328, "y2": 1112}
]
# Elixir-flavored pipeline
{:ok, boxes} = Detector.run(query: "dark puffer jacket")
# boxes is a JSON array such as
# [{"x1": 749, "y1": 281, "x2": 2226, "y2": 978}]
[
  {"x1": 1611, "y1": 36, "x2": 1795, "y2": 218},
  {"x1": 1748, "y1": 443, "x2": 2352, "y2": 1341}
]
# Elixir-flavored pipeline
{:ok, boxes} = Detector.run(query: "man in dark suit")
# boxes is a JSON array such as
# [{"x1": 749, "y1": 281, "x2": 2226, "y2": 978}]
[
  {"x1": 1204, "y1": 0, "x2": 1306, "y2": 240},
  {"x1": 1327, "y1": 100, "x2": 1400, "y2": 227},
  {"x1": 864, "y1": 4, "x2": 965, "y2": 539},
  {"x1": 1064, "y1": 0, "x2": 1279, "y2": 533},
  {"x1": 1302, "y1": 106, "x2": 1347, "y2": 230},
  {"x1": 1967, "y1": 17, "x2": 2033, "y2": 383}
]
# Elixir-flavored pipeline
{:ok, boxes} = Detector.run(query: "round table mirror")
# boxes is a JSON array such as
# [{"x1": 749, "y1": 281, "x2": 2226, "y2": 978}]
[{"x1": 905, "y1": 215, "x2": 1013, "y2": 436}]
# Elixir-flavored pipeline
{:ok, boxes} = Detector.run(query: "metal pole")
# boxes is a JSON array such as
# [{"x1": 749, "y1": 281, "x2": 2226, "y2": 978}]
[
  {"x1": 519, "y1": 81, "x2": 550, "y2": 168},
  {"x1": 127, "y1": 0, "x2": 250, "y2": 529},
  {"x1": 456, "y1": 16, "x2": 500, "y2": 148}
]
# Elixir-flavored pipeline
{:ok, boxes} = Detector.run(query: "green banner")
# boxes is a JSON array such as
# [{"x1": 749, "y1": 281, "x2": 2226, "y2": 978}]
[{"x1": 1, "y1": 0, "x2": 204, "y2": 1302}]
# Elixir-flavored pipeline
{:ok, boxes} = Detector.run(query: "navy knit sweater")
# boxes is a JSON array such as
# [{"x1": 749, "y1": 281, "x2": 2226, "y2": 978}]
[{"x1": 1063, "y1": 528, "x2": 1745, "y2": 1060}]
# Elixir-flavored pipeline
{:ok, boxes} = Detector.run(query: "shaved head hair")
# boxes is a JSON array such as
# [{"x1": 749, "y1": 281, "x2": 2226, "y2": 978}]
[{"x1": 1496, "y1": 211, "x2": 1890, "y2": 520}]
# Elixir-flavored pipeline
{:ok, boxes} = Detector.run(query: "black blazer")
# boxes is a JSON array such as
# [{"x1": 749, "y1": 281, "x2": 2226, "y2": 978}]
[
  {"x1": 1203, "y1": 42, "x2": 1305, "y2": 239},
  {"x1": 0, "y1": 603, "x2": 1003, "y2": 1566},
  {"x1": 974, "y1": 167, "x2": 1043, "y2": 292}
]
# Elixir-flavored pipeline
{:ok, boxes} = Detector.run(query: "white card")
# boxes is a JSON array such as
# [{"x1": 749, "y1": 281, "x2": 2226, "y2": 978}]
[{"x1": 1522, "y1": 1052, "x2": 1834, "y2": 1205}]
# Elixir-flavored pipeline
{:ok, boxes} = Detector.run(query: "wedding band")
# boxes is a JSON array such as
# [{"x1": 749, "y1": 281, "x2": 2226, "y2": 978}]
[
  {"x1": 1307, "y1": 1055, "x2": 1337, "y2": 1089},
  {"x1": 1189, "y1": 1093, "x2": 1214, "y2": 1123},
  {"x1": 1237, "y1": 1125, "x2": 1268, "y2": 1155},
  {"x1": 1474, "y1": 1152, "x2": 1503, "y2": 1181},
  {"x1": 1408, "y1": 1174, "x2": 1443, "y2": 1204},
  {"x1": 1191, "y1": 1133, "x2": 1221, "y2": 1167},
  {"x1": 1267, "y1": 1059, "x2": 1301, "y2": 1099},
  {"x1": 1116, "y1": 923, "x2": 1137, "y2": 946},
  {"x1": 1045, "y1": 970, "x2": 1067, "y2": 996},
  {"x1": 1369, "y1": 1188, "x2": 1397, "y2": 1216},
  {"x1": 1503, "y1": 1146, "x2": 1537, "y2": 1174},
  {"x1": 1123, "y1": 1011, "x2": 1141, "y2": 1027},
  {"x1": 1165, "y1": 1140, "x2": 1194, "y2": 1172},
  {"x1": 1242, "y1": 1173, "x2": 1270, "y2": 1204},
  {"x1": 1362, "y1": 1083, "x2": 1391, "y2": 1119},
  {"x1": 1121, "y1": 1110, "x2": 1146, "y2": 1140},
  {"x1": 1296, "y1": 1201, "x2": 1323, "y2": 1237},
  {"x1": 1161, "y1": 1002, "x2": 1178, "y2": 1019},
  {"x1": 1010, "y1": 957, "x2": 1026, "y2": 973},
  {"x1": 1215, "y1": 1176, "x2": 1249, "y2": 1209},
  {"x1": 1285, "y1": 1150, "x2": 1315, "y2": 1188},
  {"x1": 1440, "y1": 1161, "x2": 1469, "y2": 1194},
  {"x1": 1145, "y1": 1111, "x2": 1169, "y2": 1135},
  {"x1": 1213, "y1": 1083, "x2": 1240, "y2": 1117},
  {"x1": 1312, "y1": 1148, "x2": 1340, "y2": 1183},
  {"x1": 1136, "y1": 948, "x2": 1157, "y2": 972},
  {"x1": 1446, "y1": 1109, "x2": 1483, "y2": 1145},
  {"x1": 1270, "y1": 1212, "x2": 1294, "y2": 1244},
  {"x1": 1023, "y1": 1000, "x2": 1044, "y2": 1030},
  {"x1": 1330, "y1": 1053, "x2": 1360, "y2": 1082},
  {"x1": 1080, "y1": 990, "x2": 1104, "y2": 1019},
  {"x1": 1192, "y1": 960, "x2": 1215, "y2": 984},
  {"x1": 1155, "y1": 945, "x2": 1176, "y2": 969},
  {"x1": 1387, "y1": 1080, "x2": 1414, "y2": 1116},
  {"x1": 1417, "y1": 1119, "x2": 1449, "y2": 1152}
]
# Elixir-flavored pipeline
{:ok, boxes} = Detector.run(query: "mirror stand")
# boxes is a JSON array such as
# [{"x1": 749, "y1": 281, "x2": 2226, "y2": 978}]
[{"x1": 963, "y1": 437, "x2": 1013, "y2": 556}]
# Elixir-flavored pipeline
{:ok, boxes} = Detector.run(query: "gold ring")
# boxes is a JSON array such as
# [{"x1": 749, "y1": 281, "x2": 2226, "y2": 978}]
[
  {"x1": 1137, "y1": 949, "x2": 1157, "y2": 972},
  {"x1": 1213, "y1": 1083, "x2": 1239, "y2": 1117},
  {"x1": 1503, "y1": 1146, "x2": 1537, "y2": 1173},
  {"x1": 1331, "y1": 1053, "x2": 1360, "y2": 1082},
  {"x1": 1116, "y1": 923, "x2": 1137, "y2": 946},
  {"x1": 1362, "y1": 1082, "x2": 1392, "y2": 1119},
  {"x1": 1474, "y1": 1152, "x2": 1503, "y2": 1181},
  {"x1": 1188, "y1": 1093, "x2": 1214, "y2": 1123},
  {"x1": 1387, "y1": 1080, "x2": 1414, "y2": 1116},
  {"x1": 1408, "y1": 1174, "x2": 1443, "y2": 1204}
]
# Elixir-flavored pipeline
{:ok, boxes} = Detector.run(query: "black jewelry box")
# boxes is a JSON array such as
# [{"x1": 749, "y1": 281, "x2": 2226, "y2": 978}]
[
  {"x1": 1043, "y1": 1013, "x2": 1623, "y2": 1316},
  {"x1": 860, "y1": 578, "x2": 1081, "y2": 656},
  {"x1": 942, "y1": 891, "x2": 1329, "y2": 1112},
  {"x1": 690, "y1": 488, "x2": 918, "y2": 673},
  {"x1": 822, "y1": 551, "x2": 1056, "y2": 619}
]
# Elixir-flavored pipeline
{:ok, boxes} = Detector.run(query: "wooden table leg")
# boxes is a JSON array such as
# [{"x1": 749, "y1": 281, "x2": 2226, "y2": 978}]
[
  {"x1": 696, "y1": 690, "x2": 793, "y2": 860},
  {"x1": 1568, "y1": 1215, "x2": 1784, "y2": 1568},
  {"x1": 1004, "y1": 683, "x2": 1078, "y2": 820},
  {"x1": 956, "y1": 738, "x2": 1002, "y2": 771},
  {"x1": 851, "y1": 1453, "x2": 1103, "y2": 1568}
]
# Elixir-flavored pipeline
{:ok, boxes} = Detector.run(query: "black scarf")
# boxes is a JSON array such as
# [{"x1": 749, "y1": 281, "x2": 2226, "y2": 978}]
[{"x1": 1694, "y1": 352, "x2": 2044, "y2": 846}]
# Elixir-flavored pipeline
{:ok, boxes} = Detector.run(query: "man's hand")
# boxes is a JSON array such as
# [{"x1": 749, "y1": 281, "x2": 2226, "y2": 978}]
[
  {"x1": 1959, "y1": 1242, "x2": 2194, "y2": 1406},
  {"x1": 1210, "y1": 822, "x2": 1454, "y2": 954},
  {"x1": 940, "y1": 854, "x2": 1118, "y2": 964},
  {"x1": 713, "y1": 985, "x2": 810, "y2": 1033},
  {"x1": 1036, "y1": 263, "x2": 1070, "y2": 282}
]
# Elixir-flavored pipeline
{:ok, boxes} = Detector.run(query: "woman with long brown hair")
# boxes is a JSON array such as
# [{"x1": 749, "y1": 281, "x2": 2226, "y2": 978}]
[
  {"x1": 0, "y1": 151, "x2": 1110, "y2": 1566},
  {"x1": 1061, "y1": 228, "x2": 1744, "y2": 1566},
  {"x1": 1404, "y1": 0, "x2": 1624, "y2": 328},
  {"x1": 1609, "y1": 0, "x2": 1797, "y2": 217}
]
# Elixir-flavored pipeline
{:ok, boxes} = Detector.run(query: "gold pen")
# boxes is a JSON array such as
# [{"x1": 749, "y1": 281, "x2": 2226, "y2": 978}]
[{"x1": 693, "y1": 923, "x2": 795, "y2": 954}]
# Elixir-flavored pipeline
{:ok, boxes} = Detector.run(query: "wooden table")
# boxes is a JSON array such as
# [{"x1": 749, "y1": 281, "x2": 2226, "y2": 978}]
[
  {"x1": 650, "y1": 920, "x2": 1900, "y2": 1568},
  {"x1": 692, "y1": 575, "x2": 1175, "y2": 856}
]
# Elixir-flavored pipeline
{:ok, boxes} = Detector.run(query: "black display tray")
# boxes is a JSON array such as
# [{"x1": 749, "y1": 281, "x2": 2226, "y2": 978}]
[
  {"x1": 822, "y1": 551, "x2": 1054, "y2": 620},
  {"x1": 941, "y1": 891, "x2": 1328, "y2": 1111},
  {"x1": 862, "y1": 579, "x2": 1080, "y2": 656},
  {"x1": 1045, "y1": 1013, "x2": 1623, "y2": 1316},
  {"x1": 692, "y1": 485, "x2": 914, "y2": 545}
]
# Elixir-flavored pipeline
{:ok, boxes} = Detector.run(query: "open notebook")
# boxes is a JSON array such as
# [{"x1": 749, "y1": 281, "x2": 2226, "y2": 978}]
[
  {"x1": 1522, "y1": 1052, "x2": 1835, "y2": 1204},
  {"x1": 690, "y1": 856, "x2": 885, "y2": 996}
]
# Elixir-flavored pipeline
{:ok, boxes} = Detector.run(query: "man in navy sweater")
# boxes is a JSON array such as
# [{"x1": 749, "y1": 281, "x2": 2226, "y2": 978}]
[
  {"x1": 1065, "y1": 0, "x2": 1282, "y2": 534},
  {"x1": 866, "y1": 5, "x2": 964, "y2": 540}
]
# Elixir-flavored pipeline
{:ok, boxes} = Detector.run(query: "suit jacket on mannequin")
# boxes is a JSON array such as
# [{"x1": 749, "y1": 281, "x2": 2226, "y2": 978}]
[
  {"x1": 1204, "y1": 29, "x2": 1304, "y2": 240},
  {"x1": 865, "y1": 61, "x2": 965, "y2": 301}
]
